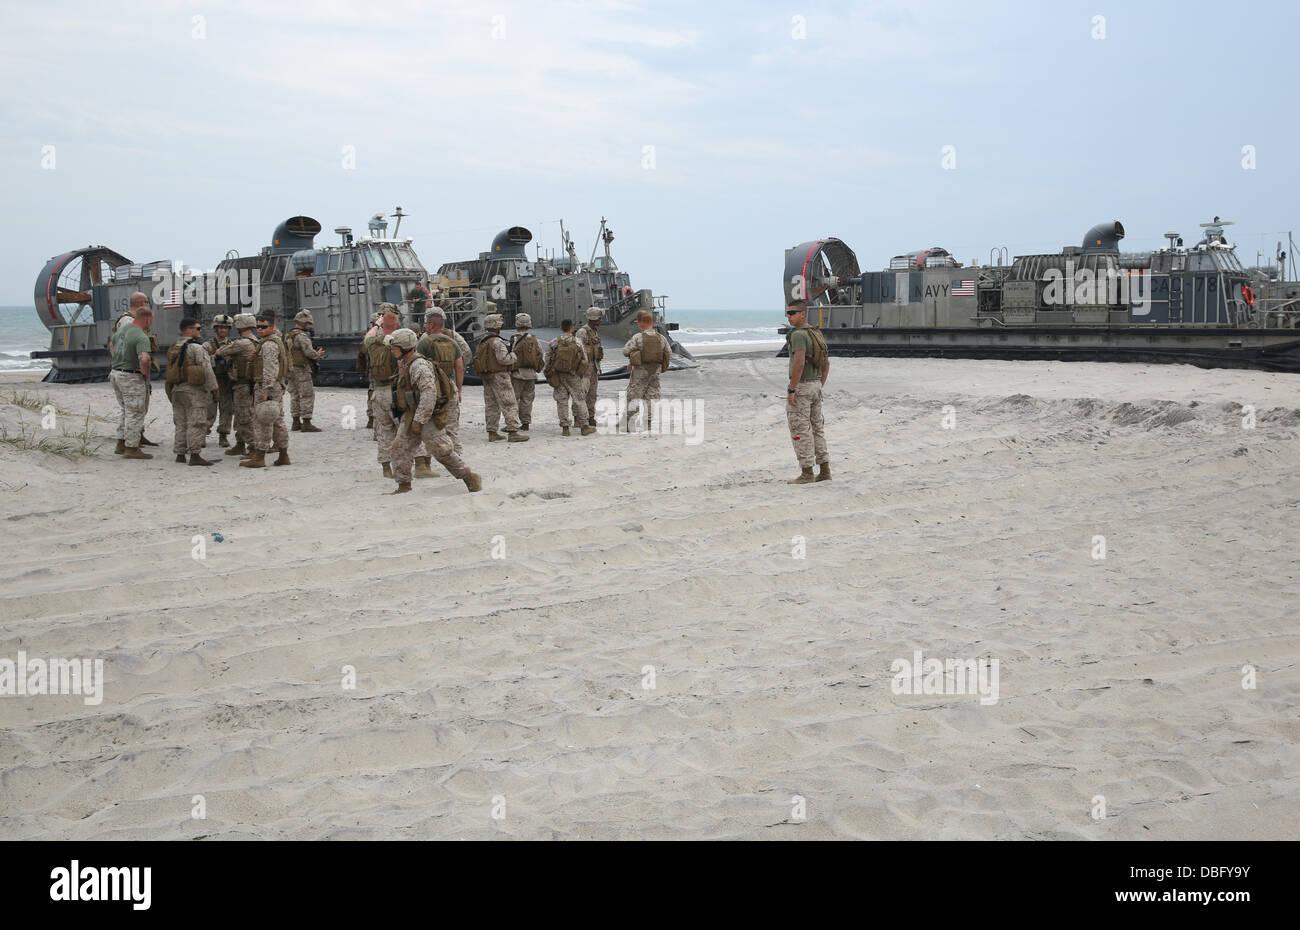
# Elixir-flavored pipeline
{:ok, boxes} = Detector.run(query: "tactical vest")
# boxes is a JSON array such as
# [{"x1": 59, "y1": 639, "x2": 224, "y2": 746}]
[
  {"x1": 474, "y1": 334, "x2": 508, "y2": 374},
  {"x1": 250, "y1": 335, "x2": 287, "y2": 384},
  {"x1": 289, "y1": 329, "x2": 312, "y2": 368},
  {"x1": 229, "y1": 337, "x2": 259, "y2": 383},
  {"x1": 579, "y1": 324, "x2": 604, "y2": 363},
  {"x1": 550, "y1": 337, "x2": 582, "y2": 374},
  {"x1": 207, "y1": 338, "x2": 230, "y2": 383},
  {"x1": 367, "y1": 336, "x2": 397, "y2": 383},
  {"x1": 512, "y1": 334, "x2": 543, "y2": 371},
  {"x1": 165, "y1": 338, "x2": 206, "y2": 390},
  {"x1": 393, "y1": 358, "x2": 451, "y2": 431},
  {"x1": 418, "y1": 333, "x2": 458, "y2": 378},
  {"x1": 639, "y1": 331, "x2": 665, "y2": 367}
]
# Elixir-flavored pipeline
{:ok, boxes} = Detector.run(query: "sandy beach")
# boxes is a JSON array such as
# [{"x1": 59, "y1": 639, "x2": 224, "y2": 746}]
[{"x1": 1, "y1": 354, "x2": 1297, "y2": 840}]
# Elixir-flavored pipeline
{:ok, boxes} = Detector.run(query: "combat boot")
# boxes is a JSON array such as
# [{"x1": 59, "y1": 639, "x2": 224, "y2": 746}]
[
  {"x1": 787, "y1": 467, "x2": 815, "y2": 485},
  {"x1": 561, "y1": 427, "x2": 571, "y2": 437},
  {"x1": 487, "y1": 430, "x2": 505, "y2": 441},
  {"x1": 224, "y1": 440, "x2": 247, "y2": 457},
  {"x1": 218, "y1": 433, "x2": 230, "y2": 448},
  {"x1": 507, "y1": 431, "x2": 529, "y2": 442},
  {"x1": 382, "y1": 462, "x2": 393, "y2": 478},
  {"x1": 580, "y1": 425, "x2": 596, "y2": 436},
  {"x1": 239, "y1": 450, "x2": 266, "y2": 468},
  {"x1": 300, "y1": 418, "x2": 321, "y2": 432},
  {"x1": 520, "y1": 422, "x2": 529, "y2": 431},
  {"x1": 389, "y1": 481, "x2": 412, "y2": 494},
  {"x1": 123, "y1": 446, "x2": 153, "y2": 460},
  {"x1": 463, "y1": 472, "x2": 482, "y2": 493},
  {"x1": 175, "y1": 454, "x2": 187, "y2": 463},
  {"x1": 291, "y1": 416, "x2": 302, "y2": 431},
  {"x1": 114, "y1": 439, "x2": 125, "y2": 455},
  {"x1": 189, "y1": 453, "x2": 216, "y2": 467},
  {"x1": 139, "y1": 434, "x2": 159, "y2": 447},
  {"x1": 273, "y1": 449, "x2": 291, "y2": 466},
  {"x1": 366, "y1": 414, "x2": 374, "y2": 429},
  {"x1": 414, "y1": 456, "x2": 436, "y2": 478},
  {"x1": 817, "y1": 462, "x2": 831, "y2": 482}
]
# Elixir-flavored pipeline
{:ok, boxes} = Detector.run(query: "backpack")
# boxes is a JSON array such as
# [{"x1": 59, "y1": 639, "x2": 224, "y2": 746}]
[
  {"x1": 551, "y1": 338, "x2": 581, "y2": 374},
  {"x1": 804, "y1": 326, "x2": 829, "y2": 372},
  {"x1": 474, "y1": 334, "x2": 508, "y2": 374},
  {"x1": 164, "y1": 338, "x2": 203, "y2": 397},
  {"x1": 512, "y1": 334, "x2": 543, "y2": 370}
]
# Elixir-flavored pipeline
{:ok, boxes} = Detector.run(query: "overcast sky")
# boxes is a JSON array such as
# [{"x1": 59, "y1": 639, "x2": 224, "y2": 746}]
[{"x1": 3, "y1": 0, "x2": 1297, "y2": 310}]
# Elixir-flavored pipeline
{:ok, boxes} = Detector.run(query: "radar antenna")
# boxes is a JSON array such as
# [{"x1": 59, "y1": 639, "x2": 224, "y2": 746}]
[{"x1": 392, "y1": 206, "x2": 407, "y2": 239}]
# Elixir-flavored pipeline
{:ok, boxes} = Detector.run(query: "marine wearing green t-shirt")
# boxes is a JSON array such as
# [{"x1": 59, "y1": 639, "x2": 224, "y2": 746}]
[
  {"x1": 788, "y1": 326, "x2": 822, "y2": 382},
  {"x1": 112, "y1": 324, "x2": 153, "y2": 371}
]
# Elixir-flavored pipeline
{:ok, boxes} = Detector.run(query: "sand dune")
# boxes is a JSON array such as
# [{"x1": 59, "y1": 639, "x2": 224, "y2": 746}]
[{"x1": 1, "y1": 357, "x2": 1297, "y2": 839}]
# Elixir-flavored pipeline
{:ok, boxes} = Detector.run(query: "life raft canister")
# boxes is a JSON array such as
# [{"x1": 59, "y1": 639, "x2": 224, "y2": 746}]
[{"x1": 1242, "y1": 284, "x2": 1255, "y2": 305}]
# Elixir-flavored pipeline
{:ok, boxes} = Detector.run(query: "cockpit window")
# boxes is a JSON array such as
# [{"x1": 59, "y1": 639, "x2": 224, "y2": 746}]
[
  {"x1": 327, "y1": 252, "x2": 340, "y2": 271},
  {"x1": 314, "y1": 253, "x2": 328, "y2": 275},
  {"x1": 341, "y1": 251, "x2": 362, "y2": 272},
  {"x1": 391, "y1": 247, "x2": 419, "y2": 270},
  {"x1": 366, "y1": 248, "x2": 388, "y2": 269},
  {"x1": 380, "y1": 246, "x2": 401, "y2": 269}
]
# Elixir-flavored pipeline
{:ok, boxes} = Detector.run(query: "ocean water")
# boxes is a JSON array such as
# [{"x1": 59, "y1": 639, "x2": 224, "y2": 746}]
[
  {"x1": 0, "y1": 306, "x2": 52, "y2": 370},
  {"x1": 0, "y1": 305, "x2": 778, "y2": 370},
  {"x1": 667, "y1": 308, "x2": 783, "y2": 348}
]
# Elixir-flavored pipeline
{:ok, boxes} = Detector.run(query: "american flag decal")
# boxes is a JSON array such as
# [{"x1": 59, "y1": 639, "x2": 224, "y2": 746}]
[{"x1": 951, "y1": 279, "x2": 975, "y2": 297}]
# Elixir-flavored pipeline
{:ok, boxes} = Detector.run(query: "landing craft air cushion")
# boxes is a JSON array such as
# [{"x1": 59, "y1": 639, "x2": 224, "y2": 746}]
[
  {"x1": 32, "y1": 212, "x2": 693, "y2": 385},
  {"x1": 782, "y1": 218, "x2": 1300, "y2": 371}
]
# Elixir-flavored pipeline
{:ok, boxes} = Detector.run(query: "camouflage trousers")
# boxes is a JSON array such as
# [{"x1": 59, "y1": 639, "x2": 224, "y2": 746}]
[
  {"x1": 371, "y1": 385, "x2": 397, "y2": 464},
  {"x1": 511, "y1": 377, "x2": 535, "y2": 427},
  {"x1": 206, "y1": 381, "x2": 234, "y2": 437},
  {"x1": 483, "y1": 371, "x2": 520, "y2": 433},
  {"x1": 394, "y1": 418, "x2": 468, "y2": 484},
  {"x1": 422, "y1": 391, "x2": 462, "y2": 468},
  {"x1": 786, "y1": 380, "x2": 828, "y2": 469},
  {"x1": 552, "y1": 373, "x2": 588, "y2": 428},
  {"x1": 626, "y1": 366, "x2": 661, "y2": 430},
  {"x1": 110, "y1": 369, "x2": 149, "y2": 446},
  {"x1": 232, "y1": 384, "x2": 255, "y2": 446},
  {"x1": 253, "y1": 384, "x2": 289, "y2": 452},
  {"x1": 171, "y1": 384, "x2": 211, "y2": 455},
  {"x1": 571, "y1": 366, "x2": 599, "y2": 428},
  {"x1": 288, "y1": 366, "x2": 315, "y2": 418}
]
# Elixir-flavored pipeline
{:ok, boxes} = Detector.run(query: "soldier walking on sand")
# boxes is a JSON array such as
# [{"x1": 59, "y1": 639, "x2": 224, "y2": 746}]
[
  {"x1": 545, "y1": 319, "x2": 593, "y2": 436},
  {"x1": 203, "y1": 313, "x2": 236, "y2": 447},
  {"x1": 363, "y1": 305, "x2": 401, "y2": 476},
  {"x1": 166, "y1": 316, "x2": 219, "y2": 466},
  {"x1": 509, "y1": 313, "x2": 542, "y2": 431},
  {"x1": 783, "y1": 300, "x2": 831, "y2": 484},
  {"x1": 621, "y1": 310, "x2": 670, "y2": 432},
  {"x1": 573, "y1": 306, "x2": 604, "y2": 429},
  {"x1": 110, "y1": 301, "x2": 155, "y2": 459},
  {"x1": 415, "y1": 307, "x2": 465, "y2": 477},
  {"x1": 240, "y1": 316, "x2": 291, "y2": 468},
  {"x1": 287, "y1": 310, "x2": 325, "y2": 432},
  {"x1": 385, "y1": 328, "x2": 482, "y2": 495},
  {"x1": 475, "y1": 307, "x2": 528, "y2": 442}
]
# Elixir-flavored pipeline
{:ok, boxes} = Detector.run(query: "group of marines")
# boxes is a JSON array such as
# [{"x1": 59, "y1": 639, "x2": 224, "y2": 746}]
[{"x1": 107, "y1": 291, "x2": 678, "y2": 495}]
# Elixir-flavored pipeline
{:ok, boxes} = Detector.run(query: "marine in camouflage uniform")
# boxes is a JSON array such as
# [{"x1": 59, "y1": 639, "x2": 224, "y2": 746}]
[
  {"x1": 110, "y1": 292, "x2": 161, "y2": 447},
  {"x1": 216, "y1": 314, "x2": 262, "y2": 457},
  {"x1": 167, "y1": 317, "x2": 220, "y2": 465},
  {"x1": 287, "y1": 309, "x2": 325, "y2": 431},
  {"x1": 572, "y1": 306, "x2": 604, "y2": 430},
  {"x1": 544, "y1": 319, "x2": 592, "y2": 436},
  {"x1": 363, "y1": 305, "x2": 402, "y2": 477},
  {"x1": 415, "y1": 307, "x2": 466, "y2": 477},
  {"x1": 109, "y1": 300, "x2": 156, "y2": 459},
  {"x1": 385, "y1": 328, "x2": 481, "y2": 494},
  {"x1": 240, "y1": 316, "x2": 291, "y2": 468},
  {"x1": 783, "y1": 301, "x2": 831, "y2": 484},
  {"x1": 203, "y1": 314, "x2": 236, "y2": 447},
  {"x1": 509, "y1": 313, "x2": 542, "y2": 431},
  {"x1": 476, "y1": 310, "x2": 527, "y2": 442},
  {"x1": 621, "y1": 310, "x2": 670, "y2": 432}
]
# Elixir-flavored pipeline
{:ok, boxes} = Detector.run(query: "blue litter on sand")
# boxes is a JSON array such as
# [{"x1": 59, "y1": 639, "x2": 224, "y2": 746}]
[{"x1": 211, "y1": 533, "x2": 224, "y2": 543}]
